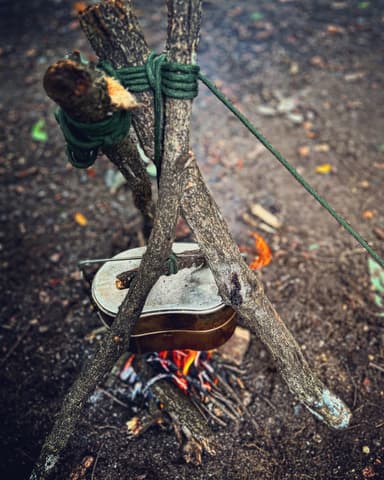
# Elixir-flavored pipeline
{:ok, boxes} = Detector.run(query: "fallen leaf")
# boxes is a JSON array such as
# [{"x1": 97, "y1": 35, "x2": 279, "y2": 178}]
[
  {"x1": 277, "y1": 97, "x2": 296, "y2": 113},
  {"x1": 31, "y1": 119, "x2": 48, "y2": 142},
  {"x1": 362, "y1": 210, "x2": 376, "y2": 219},
  {"x1": 310, "y1": 56, "x2": 326, "y2": 68},
  {"x1": 250, "y1": 11, "x2": 264, "y2": 21},
  {"x1": 249, "y1": 204, "x2": 281, "y2": 229},
  {"x1": 287, "y1": 113, "x2": 304, "y2": 124},
  {"x1": 306, "y1": 130, "x2": 318, "y2": 139},
  {"x1": 315, "y1": 163, "x2": 332, "y2": 174},
  {"x1": 344, "y1": 72, "x2": 366, "y2": 82},
  {"x1": 73, "y1": 2, "x2": 87, "y2": 13},
  {"x1": 87, "y1": 167, "x2": 96, "y2": 177},
  {"x1": 289, "y1": 62, "x2": 299, "y2": 75},
  {"x1": 327, "y1": 24, "x2": 345, "y2": 34},
  {"x1": 74, "y1": 212, "x2": 88, "y2": 226},
  {"x1": 248, "y1": 232, "x2": 272, "y2": 270},
  {"x1": 256, "y1": 105, "x2": 276, "y2": 116},
  {"x1": 314, "y1": 143, "x2": 330, "y2": 152},
  {"x1": 298, "y1": 146, "x2": 310, "y2": 157},
  {"x1": 368, "y1": 258, "x2": 384, "y2": 310}
]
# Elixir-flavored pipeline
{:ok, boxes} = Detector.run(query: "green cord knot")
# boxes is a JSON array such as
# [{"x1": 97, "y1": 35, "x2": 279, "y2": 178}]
[
  {"x1": 57, "y1": 52, "x2": 199, "y2": 173},
  {"x1": 55, "y1": 108, "x2": 131, "y2": 168},
  {"x1": 99, "y1": 52, "x2": 199, "y2": 177},
  {"x1": 165, "y1": 252, "x2": 178, "y2": 275}
]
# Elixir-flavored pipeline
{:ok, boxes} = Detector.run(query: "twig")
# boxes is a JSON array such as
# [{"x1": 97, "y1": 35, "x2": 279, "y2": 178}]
[
  {"x1": 369, "y1": 362, "x2": 384, "y2": 374},
  {"x1": 96, "y1": 387, "x2": 129, "y2": 408},
  {"x1": 91, "y1": 443, "x2": 103, "y2": 480},
  {"x1": 0, "y1": 326, "x2": 30, "y2": 365}
]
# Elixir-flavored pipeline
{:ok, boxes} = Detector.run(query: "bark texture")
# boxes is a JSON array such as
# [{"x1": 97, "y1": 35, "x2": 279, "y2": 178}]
[{"x1": 32, "y1": 0, "x2": 351, "y2": 478}]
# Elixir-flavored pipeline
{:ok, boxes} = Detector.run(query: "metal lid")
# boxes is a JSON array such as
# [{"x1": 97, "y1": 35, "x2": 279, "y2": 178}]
[{"x1": 92, "y1": 242, "x2": 224, "y2": 318}]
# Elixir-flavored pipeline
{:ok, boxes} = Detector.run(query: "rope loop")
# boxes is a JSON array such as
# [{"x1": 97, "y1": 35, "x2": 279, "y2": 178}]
[{"x1": 55, "y1": 108, "x2": 131, "y2": 168}]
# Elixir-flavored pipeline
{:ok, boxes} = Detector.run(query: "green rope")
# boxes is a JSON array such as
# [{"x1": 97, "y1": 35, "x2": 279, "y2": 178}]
[
  {"x1": 55, "y1": 108, "x2": 131, "y2": 168},
  {"x1": 165, "y1": 252, "x2": 179, "y2": 275},
  {"x1": 54, "y1": 52, "x2": 383, "y2": 268},
  {"x1": 198, "y1": 72, "x2": 384, "y2": 268},
  {"x1": 98, "y1": 53, "x2": 199, "y2": 180}
]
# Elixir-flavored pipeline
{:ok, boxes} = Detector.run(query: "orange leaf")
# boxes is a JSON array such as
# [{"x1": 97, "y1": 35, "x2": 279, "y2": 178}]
[
  {"x1": 248, "y1": 232, "x2": 272, "y2": 270},
  {"x1": 73, "y1": 2, "x2": 87, "y2": 14},
  {"x1": 362, "y1": 210, "x2": 376, "y2": 219},
  {"x1": 74, "y1": 212, "x2": 88, "y2": 226}
]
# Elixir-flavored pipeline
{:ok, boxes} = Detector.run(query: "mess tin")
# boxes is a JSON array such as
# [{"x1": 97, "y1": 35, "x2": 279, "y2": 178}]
[{"x1": 91, "y1": 243, "x2": 237, "y2": 353}]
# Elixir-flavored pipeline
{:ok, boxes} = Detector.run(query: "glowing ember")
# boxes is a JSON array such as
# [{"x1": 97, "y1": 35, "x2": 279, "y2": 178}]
[{"x1": 150, "y1": 349, "x2": 215, "y2": 395}]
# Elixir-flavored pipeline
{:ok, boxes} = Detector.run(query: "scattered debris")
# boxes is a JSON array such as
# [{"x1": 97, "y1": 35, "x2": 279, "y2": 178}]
[
  {"x1": 104, "y1": 168, "x2": 127, "y2": 194},
  {"x1": 368, "y1": 258, "x2": 384, "y2": 311},
  {"x1": 69, "y1": 455, "x2": 94, "y2": 480},
  {"x1": 256, "y1": 105, "x2": 276, "y2": 116},
  {"x1": 298, "y1": 145, "x2": 310, "y2": 158},
  {"x1": 314, "y1": 143, "x2": 330, "y2": 152},
  {"x1": 217, "y1": 326, "x2": 251, "y2": 366},
  {"x1": 277, "y1": 97, "x2": 296, "y2": 114},
  {"x1": 249, "y1": 203, "x2": 281, "y2": 229}
]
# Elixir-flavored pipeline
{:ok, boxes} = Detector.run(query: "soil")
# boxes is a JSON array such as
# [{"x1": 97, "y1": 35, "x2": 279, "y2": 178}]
[{"x1": 1, "y1": 1, "x2": 384, "y2": 479}]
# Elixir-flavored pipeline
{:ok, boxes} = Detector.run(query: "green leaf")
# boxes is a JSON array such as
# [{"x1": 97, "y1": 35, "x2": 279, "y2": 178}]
[
  {"x1": 368, "y1": 258, "x2": 384, "y2": 310},
  {"x1": 358, "y1": 1, "x2": 370, "y2": 8},
  {"x1": 31, "y1": 119, "x2": 48, "y2": 142},
  {"x1": 250, "y1": 11, "x2": 264, "y2": 22}
]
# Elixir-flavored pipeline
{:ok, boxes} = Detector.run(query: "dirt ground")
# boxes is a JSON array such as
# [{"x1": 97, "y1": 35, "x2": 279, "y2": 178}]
[{"x1": 1, "y1": 0, "x2": 384, "y2": 479}]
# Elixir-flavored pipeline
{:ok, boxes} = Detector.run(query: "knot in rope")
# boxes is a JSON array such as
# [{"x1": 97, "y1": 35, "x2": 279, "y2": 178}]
[
  {"x1": 99, "y1": 52, "x2": 200, "y2": 177},
  {"x1": 55, "y1": 108, "x2": 131, "y2": 169},
  {"x1": 58, "y1": 52, "x2": 199, "y2": 174}
]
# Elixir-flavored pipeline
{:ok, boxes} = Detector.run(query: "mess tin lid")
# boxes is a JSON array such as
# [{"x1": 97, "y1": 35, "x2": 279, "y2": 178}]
[{"x1": 92, "y1": 242, "x2": 224, "y2": 318}]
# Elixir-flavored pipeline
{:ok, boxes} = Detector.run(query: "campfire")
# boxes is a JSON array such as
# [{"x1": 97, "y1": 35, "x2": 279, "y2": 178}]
[{"x1": 83, "y1": 233, "x2": 271, "y2": 452}]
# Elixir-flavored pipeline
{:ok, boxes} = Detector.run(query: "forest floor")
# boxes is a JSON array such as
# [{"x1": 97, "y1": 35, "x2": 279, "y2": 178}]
[{"x1": 1, "y1": 1, "x2": 384, "y2": 479}]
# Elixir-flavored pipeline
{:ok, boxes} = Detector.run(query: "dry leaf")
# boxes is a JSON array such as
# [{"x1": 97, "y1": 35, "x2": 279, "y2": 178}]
[
  {"x1": 327, "y1": 25, "x2": 345, "y2": 34},
  {"x1": 314, "y1": 144, "x2": 330, "y2": 152},
  {"x1": 249, "y1": 232, "x2": 272, "y2": 270},
  {"x1": 298, "y1": 146, "x2": 310, "y2": 157},
  {"x1": 74, "y1": 212, "x2": 88, "y2": 226},
  {"x1": 73, "y1": 2, "x2": 87, "y2": 14},
  {"x1": 249, "y1": 204, "x2": 281, "y2": 229},
  {"x1": 362, "y1": 210, "x2": 376, "y2": 219},
  {"x1": 315, "y1": 163, "x2": 332, "y2": 174}
]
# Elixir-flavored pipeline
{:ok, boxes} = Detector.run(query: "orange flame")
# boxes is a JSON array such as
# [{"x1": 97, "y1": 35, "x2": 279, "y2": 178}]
[
  {"x1": 248, "y1": 232, "x2": 272, "y2": 270},
  {"x1": 157, "y1": 349, "x2": 215, "y2": 394}
]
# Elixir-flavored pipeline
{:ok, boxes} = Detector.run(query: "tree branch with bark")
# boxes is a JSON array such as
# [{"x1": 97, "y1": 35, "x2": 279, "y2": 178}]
[{"x1": 31, "y1": 1, "x2": 351, "y2": 478}]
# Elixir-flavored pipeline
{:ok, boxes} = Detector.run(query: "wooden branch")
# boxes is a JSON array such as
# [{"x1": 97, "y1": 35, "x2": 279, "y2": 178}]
[
  {"x1": 116, "y1": 250, "x2": 206, "y2": 289},
  {"x1": 31, "y1": 2, "x2": 202, "y2": 478},
  {"x1": 80, "y1": 0, "x2": 351, "y2": 429},
  {"x1": 44, "y1": 59, "x2": 155, "y2": 235}
]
